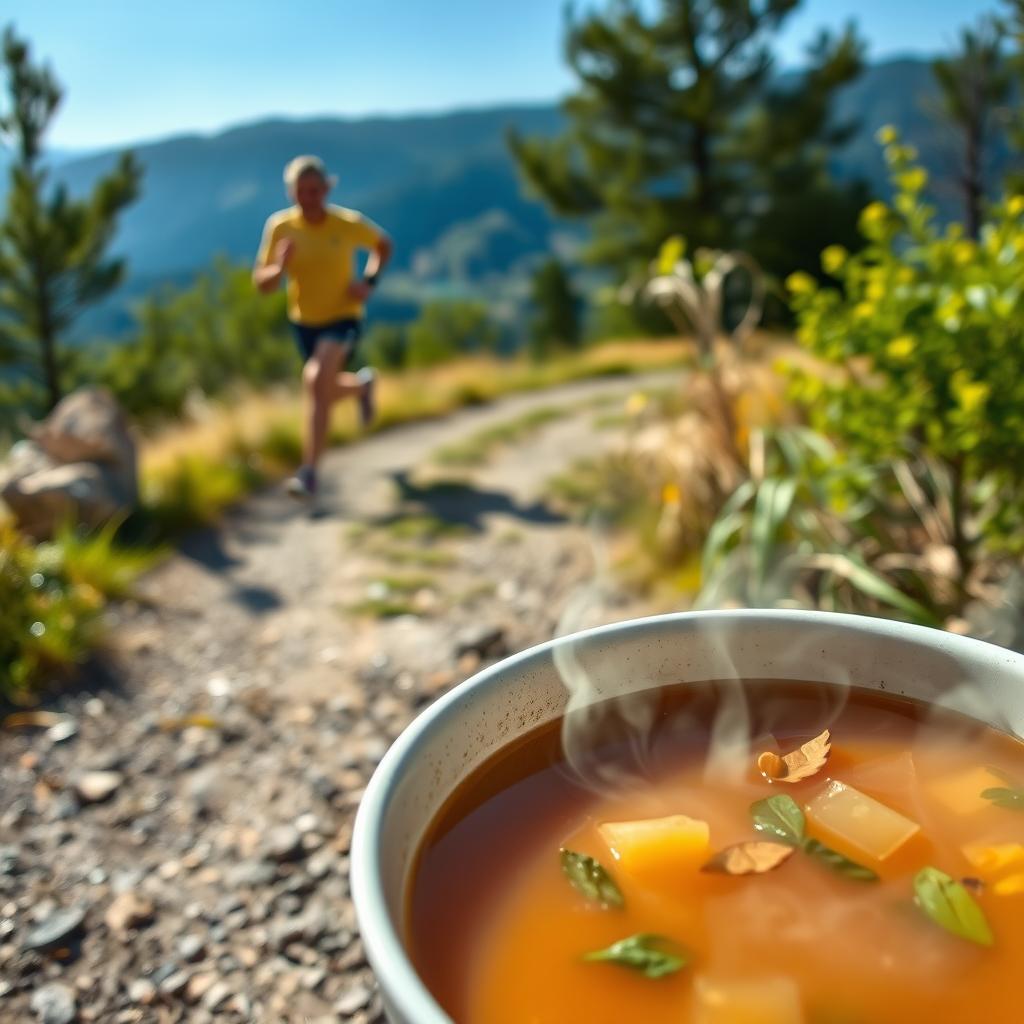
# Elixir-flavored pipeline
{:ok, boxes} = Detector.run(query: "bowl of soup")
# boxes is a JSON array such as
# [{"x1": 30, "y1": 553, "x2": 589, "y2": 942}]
[{"x1": 351, "y1": 610, "x2": 1024, "y2": 1023}]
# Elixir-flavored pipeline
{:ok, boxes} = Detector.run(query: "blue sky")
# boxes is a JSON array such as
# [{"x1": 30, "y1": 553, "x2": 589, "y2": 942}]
[{"x1": 5, "y1": 0, "x2": 1000, "y2": 149}]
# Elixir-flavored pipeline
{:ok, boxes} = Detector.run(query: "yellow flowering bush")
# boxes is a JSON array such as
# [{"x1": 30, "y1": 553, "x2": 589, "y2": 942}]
[{"x1": 788, "y1": 126, "x2": 1024, "y2": 576}]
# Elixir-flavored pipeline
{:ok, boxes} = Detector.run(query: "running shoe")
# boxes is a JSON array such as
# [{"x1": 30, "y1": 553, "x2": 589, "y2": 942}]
[{"x1": 286, "y1": 464, "x2": 317, "y2": 501}]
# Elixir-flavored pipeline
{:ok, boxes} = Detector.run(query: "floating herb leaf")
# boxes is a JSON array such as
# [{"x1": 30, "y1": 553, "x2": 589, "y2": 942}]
[
  {"x1": 803, "y1": 838, "x2": 878, "y2": 882},
  {"x1": 913, "y1": 866, "x2": 994, "y2": 946},
  {"x1": 583, "y1": 933, "x2": 686, "y2": 978},
  {"x1": 559, "y1": 849, "x2": 624, "y2": 909},
  {"x1": 758, "y1": 729, "x2": 831, "y2": 783},
  {"x1": 981, "y1": 786, "x2": 1024, "y2": 811},
  {"x1": 750, "y1": 794, "x2": 805, "y2": 846}
]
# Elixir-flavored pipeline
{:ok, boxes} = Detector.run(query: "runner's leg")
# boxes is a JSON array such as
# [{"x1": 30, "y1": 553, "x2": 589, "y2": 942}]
[{"x1": 302, "y1": 338, "x2": 349, "y2": 469}]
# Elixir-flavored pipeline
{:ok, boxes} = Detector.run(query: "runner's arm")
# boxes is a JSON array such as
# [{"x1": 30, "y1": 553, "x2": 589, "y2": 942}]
[
  {"x1": 252, "y1": 220, "x2": 290, "y2": 293},
  {"x1": 363, "y1": 234, "x2": 393, "y2": 281}
]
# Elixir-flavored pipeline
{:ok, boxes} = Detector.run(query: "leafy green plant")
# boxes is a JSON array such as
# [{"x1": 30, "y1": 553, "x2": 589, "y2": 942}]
[
  {"x1": 49, "y1": 520, "x2": 165, "y2": 601},
  {"x1": 0, "y1": 521, "x2": 156, "y2": 701},
  {"x1": 785, "y1": 126, "x2": 1024, "y2": 615},
  {"x1": 0, "y1": 524, "x2": 101, "y2": 700}
]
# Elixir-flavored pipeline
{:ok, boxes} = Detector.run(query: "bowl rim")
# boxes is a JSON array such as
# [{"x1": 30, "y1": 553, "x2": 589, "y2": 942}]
[{"x1": 350, "y1": 608, "x2": 1024, "y2": 1024}]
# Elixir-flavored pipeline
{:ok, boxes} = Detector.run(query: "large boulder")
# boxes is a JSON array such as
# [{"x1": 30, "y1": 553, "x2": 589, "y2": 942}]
[{"x1": 0, "y1": 388, "x2": 138, "y2": 538}]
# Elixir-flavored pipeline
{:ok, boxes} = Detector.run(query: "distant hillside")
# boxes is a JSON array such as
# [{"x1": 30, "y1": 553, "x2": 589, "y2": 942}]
[{"x1": 34, "y1": 58, "x2": 1020, "y2": 338}]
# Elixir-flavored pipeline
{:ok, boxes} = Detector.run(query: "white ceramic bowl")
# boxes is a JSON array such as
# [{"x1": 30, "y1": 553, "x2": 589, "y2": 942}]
[{"x1": 351, "y1": 610, "x2": 1024, "y2": 1024}]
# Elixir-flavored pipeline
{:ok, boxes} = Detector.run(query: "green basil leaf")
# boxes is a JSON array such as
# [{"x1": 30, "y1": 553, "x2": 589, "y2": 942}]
[
  {"x1": 583, "y1": 933, "x2": 686, "y2": 978},
  {"x1": 803, "y1": 838, "x2": 878, "y2": 882},
  {"x1": 913, "y1": 866, "x2": 994, "y2": 946},
  {"x1": 981, "y1": 786, "x2": 1024, "y2": 811},
  {"x1": 559, "y1": 849, "x2": 624, "y2": 909},
  {"x1": 750, "y1": 794, "x2": 805, "y2": 846}
]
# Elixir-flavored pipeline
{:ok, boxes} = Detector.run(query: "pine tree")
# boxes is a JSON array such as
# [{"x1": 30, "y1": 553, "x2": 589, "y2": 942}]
[
  {"x1": 529, "y1": 257, "x2": 581, "y2": 359},
  {"x1": 932, "y1": 16, "x2": 1012, "y2": 239},
  {"x1": 0, "y1": 26, "x2": 141, "y2": 411},
  {"x1": 508, "y1": 1, "x2": 865, "y2": 285}
]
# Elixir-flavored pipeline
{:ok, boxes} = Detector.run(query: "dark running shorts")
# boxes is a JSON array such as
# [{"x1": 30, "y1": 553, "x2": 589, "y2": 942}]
[{"x1": 289, "y1": 318, "x2": 363, "y2": 363}]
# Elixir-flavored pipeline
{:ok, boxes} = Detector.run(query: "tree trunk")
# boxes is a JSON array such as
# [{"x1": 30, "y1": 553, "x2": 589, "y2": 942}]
[{"x1": 40, "y1": 322, "x2": 61, "y2": 411}]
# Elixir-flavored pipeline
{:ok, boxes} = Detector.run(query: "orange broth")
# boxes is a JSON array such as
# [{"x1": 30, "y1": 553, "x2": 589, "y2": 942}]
[{"x1": 408, "y1": 681, "x2": 1024, "y2": 1023}]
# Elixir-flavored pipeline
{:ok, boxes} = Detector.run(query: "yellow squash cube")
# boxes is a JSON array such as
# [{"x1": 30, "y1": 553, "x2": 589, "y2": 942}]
[
  {"x1": 694, "y1": 975, "x2": 804, "y2": 1024},
  {"x1": 597, "y1": 814, "x2": 710, "y2": 888},
  {"x1": 962, "y1": 842, "x2": 1024, "y2": 876},
  {"x1": 993, "y1": 873, "x2": 1024, "y2": 896},
  {"x1": 928, "y1": 766, "x2": 1008, "y2": 815},
  {"x1": 805, "y1": 780, "x2": 919, "y2": 862}
]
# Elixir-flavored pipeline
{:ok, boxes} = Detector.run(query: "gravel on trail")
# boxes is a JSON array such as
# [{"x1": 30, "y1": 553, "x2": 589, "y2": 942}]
[{"x1": 0, "y1": 375, "x2": 668, "y2": 1023}]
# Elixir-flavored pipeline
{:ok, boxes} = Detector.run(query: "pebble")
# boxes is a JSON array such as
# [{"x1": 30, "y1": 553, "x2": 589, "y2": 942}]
[
  {"x1": 177, "y1": 934, "x2": 205, "y2": 962},
  {"x1": 0, "y1": 845, "x2": 20, "y2": 876},
  {"x1": 202, "y1": 979, "x2": 233, "y2": 1011},
  {"x1": 104, "y1": 892, "x2": 154, "y2": 936},
  {"x1": 295, "y1": 812, "x2": 319, "y2": 834},
  {"x1": 334, "y1": 982, "x2": 372, "y2": 1016},
  {"x1": 453, "y1": 623, "x2": 506, "y2": 658},
  {"x1": 185, "y1": 972, "x2": 216, "y2": 1004},
  {"x1": 23, "y1": 906, "x2": 86, "y2": 953},
  {"x1": 303, "y1": 966, "x2": 327, "y2": 991},
  {"x1": 47, "y1": 719, "x2": 79, "y2": 744},
  {"x1": 225, "y1": 860, "x2": 276, "y2": 888},
  {"x1": 30, "y1": 982, "x2": 77, "y2": 1024},
  {"x1": 74, "y1": 771, "x2": 123, "y2": 804},
  {"x1": 128, "y1": 978, "x2": 156, "y2": 1005},
  {"x1": 158, "y1": 969, "x2": 191, "y2": 997},
  {"x1": 264, "y1": 825, "x2": 304, "y2": 863}
]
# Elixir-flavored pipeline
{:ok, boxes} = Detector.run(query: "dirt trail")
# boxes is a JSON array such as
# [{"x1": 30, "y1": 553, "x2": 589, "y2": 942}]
[{"x1": 1, "y1": 372, "x2": 672, "y2": 1024}]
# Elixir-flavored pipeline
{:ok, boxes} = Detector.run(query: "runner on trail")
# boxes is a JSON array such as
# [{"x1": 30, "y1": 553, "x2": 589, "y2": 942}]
[{"x1": 253, "y1": 155, "x2": 393, "y2": 500}]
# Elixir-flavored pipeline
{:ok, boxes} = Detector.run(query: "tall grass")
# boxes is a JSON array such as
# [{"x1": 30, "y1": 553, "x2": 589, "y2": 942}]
[{"x1": 1, "y1": 521, "x2": 163, "y2": 702}]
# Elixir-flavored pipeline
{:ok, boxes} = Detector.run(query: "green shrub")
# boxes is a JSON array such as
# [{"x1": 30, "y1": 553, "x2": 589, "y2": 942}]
[
  {"x1": 786, "y1": 126, "x2": 1024, "y2": 601},
  {"x1": 0, "y1": 521, "x2": 158, "y2": 701}
]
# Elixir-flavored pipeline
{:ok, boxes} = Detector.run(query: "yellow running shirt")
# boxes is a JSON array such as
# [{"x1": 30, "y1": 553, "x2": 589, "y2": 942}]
[{"x1": 257, "y1": 205, "x2": 383, "y2": 325}]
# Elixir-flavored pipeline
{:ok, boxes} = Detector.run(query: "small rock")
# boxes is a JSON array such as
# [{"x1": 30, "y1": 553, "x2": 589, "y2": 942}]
[
  {"x1": 269, "y1": 916, "x2": 304, "y2": 950},
  {"x1": 74, "y1": 771, "x2": 123, "y2": 804},
  {"x1": 206, "y1": 675, "x2": 231, "y2": 698},
  {"x1": 295, "y1": 813, "x2": 319, "y2": 835},
  {"x1": 47, "y1": 719, "x2": 79, "y2": 744},
  {"x1": 0, "y1": 845, "x2": 20, "y2": 876},
  {"x1": 23, "y1": 906, "x2": 86, "y2": 952},
  {"x1": 177, "y1": 934, "x2": 205, "y2": 962},
  {"x1": 453, "y1": 624, "x2": 506, "y2": 659},
  {"x1": 127, "y1": 979, "x2": 156, "y2": 1005},
  {"x1": 225, "y1": 860, "x2": 276, "y2": 888},
  {"x1": 264, "y1": 825, "x2": 304, "y2": 863},
  {"x1": 104, "y1": 892, "x2": 154, "y2": 936},
  {"x1": 235, "y1": 946, "x2": 259, "y2": 968},
  {"x1": 30, "y1": 982, "x2": 77, "y2": 1024},
  {"x1": 229, "y1": 993, "x2": 251, "y2": 1017},
  {"x1": 306, "y1": 851, "x2": 335, "y2": 880},
  {"x1": 157, "y1": 969, "x2": 191, "y2": 997},
  {"x1": 47, "y1": 792, "x2": 80, "y2": 821},
  {"x1": 157, "y1": 860, "x2": 181, "y2": 880},
  {"x1": 202, "y1": 980, "x2": 233, "y2": 1012},
  {"x1": 302, "y1": 966, "x2": 327, "y2": 991},
  {"x1": 334, "y1": 983, "x2": 372, "y2": 1016},
  {"x1": 185, "y1": 972, "x2": 216, "y2": 1004}
]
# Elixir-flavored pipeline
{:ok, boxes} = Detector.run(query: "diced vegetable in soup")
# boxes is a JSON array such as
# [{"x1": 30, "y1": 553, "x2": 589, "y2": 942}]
[
  {"x1": 693, "y1": 975, "x2": 803, "y2": 1024},
  {"x1": 598, "y1": 814, "x2": 710, "y2": 888},
  {"x1": 805, "y1": 780, "x2": 920, "y2": 861},
  {"x1": 409, "y1": 681, "x2": 1024, "y2": 1023},
  {"x1": 928, "y1": 765, "x2": 1008, "y2": 814}
]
